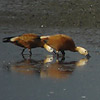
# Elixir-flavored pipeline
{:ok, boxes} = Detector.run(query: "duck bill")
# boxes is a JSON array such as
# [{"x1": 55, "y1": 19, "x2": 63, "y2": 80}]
[{"x1": 86, "y1": 53, "x2": 91, "y2": 59}]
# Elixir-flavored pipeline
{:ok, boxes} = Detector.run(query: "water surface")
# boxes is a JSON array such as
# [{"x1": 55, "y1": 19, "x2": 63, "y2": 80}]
[{"x1": 0, "y1": 0, "x2": 100, "y2": 100}]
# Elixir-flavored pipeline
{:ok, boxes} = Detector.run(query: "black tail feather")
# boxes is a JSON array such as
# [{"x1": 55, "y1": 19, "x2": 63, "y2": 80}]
[{"x1": 2, "y1": 36, "x2": 13, "y2": 42}]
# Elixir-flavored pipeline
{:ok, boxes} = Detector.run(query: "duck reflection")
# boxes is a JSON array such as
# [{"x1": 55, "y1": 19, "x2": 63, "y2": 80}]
[
  {"x1": 41, "y1": 56, "x2": 88, "y2": 79},
  {"x1": 10, "y1": 56, "x2": 43, "y2": 75},
  {"x1": 7, "y1": 55, "x2": 89, "y2": 79}
]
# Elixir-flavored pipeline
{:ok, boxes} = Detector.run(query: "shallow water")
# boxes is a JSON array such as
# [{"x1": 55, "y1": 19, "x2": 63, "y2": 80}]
[
  {"x1": 0, "y1": 0, "x2": 100, "y2": 100},
  {"x1": 0, "y1": 27, "x2": 100, "y2": 100}
]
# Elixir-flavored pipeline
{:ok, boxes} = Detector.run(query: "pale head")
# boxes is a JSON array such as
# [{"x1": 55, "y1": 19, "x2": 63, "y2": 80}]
[
  {"x1": 75, "y1": 46, "x2": 90, "y2": 57},
  {"x1": 44, "y1": 44, "x2": 54, "y2": 53}
]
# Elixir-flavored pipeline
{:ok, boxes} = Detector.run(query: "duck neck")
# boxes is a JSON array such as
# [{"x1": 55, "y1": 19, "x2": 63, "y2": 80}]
[{"x1": 75, "y1": 46, "x2": 82, "y2": 52}]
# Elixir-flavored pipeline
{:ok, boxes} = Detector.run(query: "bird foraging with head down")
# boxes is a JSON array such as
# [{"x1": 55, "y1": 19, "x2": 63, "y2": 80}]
[{"x1": 40, "y1": 34, "x2": 90, "y2": 58}]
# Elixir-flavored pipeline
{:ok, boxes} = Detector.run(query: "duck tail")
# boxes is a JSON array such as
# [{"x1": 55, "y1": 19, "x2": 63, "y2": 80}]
[{"x1": 2, "y1": 36, "x2": 13, "y2": 43}]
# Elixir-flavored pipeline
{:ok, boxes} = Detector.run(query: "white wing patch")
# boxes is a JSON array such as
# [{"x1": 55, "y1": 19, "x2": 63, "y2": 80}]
[
  {"x1": 10, "y1": 37, "x2": 19, "y2": 42},
  {"x1": 40, "y1": 36, "x2": 50, "y2": 39}
]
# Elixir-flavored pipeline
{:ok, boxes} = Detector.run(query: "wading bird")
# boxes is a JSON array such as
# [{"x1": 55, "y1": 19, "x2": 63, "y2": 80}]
[
  {"x1": 41, "y1": 34, "x2": 90, "y2": 58},
  {"x1": 3, "y1": 33, "x2": 53, "y2": 55}
]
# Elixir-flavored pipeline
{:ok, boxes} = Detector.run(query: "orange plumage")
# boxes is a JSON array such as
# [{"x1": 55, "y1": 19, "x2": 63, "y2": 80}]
[
  {"x1": 44, "y1": 34, "x2": 76, "y2": 51},
  {"x1": 3, "y1": 33, "x2": 44, "y2": 55},
  {"x1": 41, "y1": 34, "x2": 90, "y2": 58}
]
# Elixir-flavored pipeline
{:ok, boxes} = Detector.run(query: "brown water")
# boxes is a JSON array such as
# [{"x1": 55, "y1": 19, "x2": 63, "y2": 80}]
[{"x1": 0, "y1": 0, "x2": 100, "y2": 100}]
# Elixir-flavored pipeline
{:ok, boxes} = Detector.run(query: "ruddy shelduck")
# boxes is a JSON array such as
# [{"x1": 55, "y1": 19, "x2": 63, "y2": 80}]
[
  {"x1": 3, "y1": 33, "x2": 51, "y2": 55},
  {"x1": 41, "y1": 34, "x2": 90, "y2": 58}
]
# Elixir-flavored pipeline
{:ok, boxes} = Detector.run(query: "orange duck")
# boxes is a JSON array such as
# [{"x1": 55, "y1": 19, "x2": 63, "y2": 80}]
[
  {"x1": 3, "y1": 33, "x2": 47, "y2": 55},
  {"x1": 41, "y1": 34, "x2": 90, "y2": 58}
]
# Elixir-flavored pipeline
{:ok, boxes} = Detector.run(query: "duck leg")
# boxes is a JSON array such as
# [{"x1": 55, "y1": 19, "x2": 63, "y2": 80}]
[
  {"x1": 21, "y1": 48, "x2": 26, "y2": 55},
  {"x1": 28, "y1": 49, "x2": 32, "y2": 56},
  {"x1": 61, "y1": 51, "x2": 65, "y2": 60},
  {"x1": 61, "y1": 50, "x2": 65, "y2": 57},
  {"x1": 56, "y1": 51, "x2": 59, "y2": 58}
]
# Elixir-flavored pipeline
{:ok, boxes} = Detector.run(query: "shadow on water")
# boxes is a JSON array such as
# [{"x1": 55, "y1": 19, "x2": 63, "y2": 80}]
[{"x1": 3, "y1": 55, "x2": 89, "y2": 79}]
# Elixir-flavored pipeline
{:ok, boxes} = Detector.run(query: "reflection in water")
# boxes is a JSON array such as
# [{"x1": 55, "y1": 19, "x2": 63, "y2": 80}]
[
  {"x1": 41, "y1": 56, "x2": 88, "y2": 79},
  {"x1": 4, "y1": 55, "x2": 89, "y2": 79}
]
